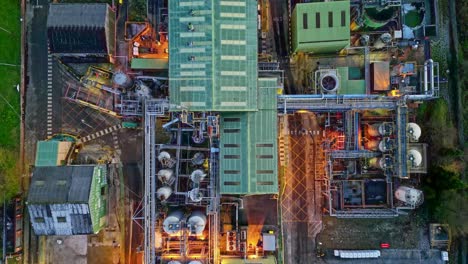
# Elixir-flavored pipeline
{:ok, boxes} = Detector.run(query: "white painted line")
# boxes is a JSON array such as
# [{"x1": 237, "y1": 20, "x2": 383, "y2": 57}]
[
  {"x1": 221, "y1": 40, "x2": 246, "y2": 45},
  {"x1": 220, "y1": 101, "x2": 247, "y2": 107},
  {"x1": 220, "y1": 1, "x2": 246, "y2": 7},
  {"x1": 220, "y1": 71, "x2": 246, "y2": 76},
  {"x1": 220, "y1": 24, "x2": 246, "y2": 30},
  {"x1": 180, "y1": 63, "x2": 206, "y2": 69},
  {"x1": 180, "y1": 86, "x2": 206, "y2": 92},
  {"x1": 220, "y1": 12, "x2": 246, "y2": 18},
  {"x1": 180, "y1": 101, "x2": 206, "y2": 107},
  {"x1": 179, "y1": 1, "x2": 204, "y2": 6},
  {"x1": 221, "y1": 55, "x2": 246, "y2": 61},
  {"x1": 221, "y1": 86, "x2": 247, "y2": 91},
  {"x1": 47, "y1": 116, "x2": 52, "y2": 120},
  {"x1": 179, "y1": 47, "x2": 205, "y2": 53},
  {"x1": 180, "y1": 71, "x2": 206, "y2": 76},
  {"x1": 179, "y1": 16, "x2": 205, "y2": 22},
  {"x1": 180, "y1": 32, "x2": 205, "y2": 38}
]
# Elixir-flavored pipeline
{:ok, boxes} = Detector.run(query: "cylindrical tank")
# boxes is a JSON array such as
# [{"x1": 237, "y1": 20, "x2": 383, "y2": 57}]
[
  {"x1": 319, "y1": 73, "x2": 339, "y2": 93},
  {"x1": 378, "y1": 138, "x2": 393, "y2": 152},
  {"x1": 190, "y1": 169, "x2": 206, "y2": 183},
  {"x1": 191, "y1": 152, "x2": 205, "y2": 165},
  {"x1": 158, "y1": 169, "x2": 175, "y2": 184},
  {"x1": 112, "y1": 71, "x2": 133, "y2": 88},
  {"x1": 188, "y1": 261, "x2": 203, "y2": 264},
  {"x1": 408, "y1": 149, "x2": 423, "y2": 167},
  {"x1": 368, "y1": 157, "x2": 392, "y2": 169},
  {"x1": 167, "y1": 260, "x2": 182, "y2": 264},
  {"x1": 407, "y1": 123, "x2": 421, "y2": 141},
  {"x1": 188, "y1": 188, "x2": 203, "y2": 202},
  {"x1": 367, "y1": 123, "x2": 392, "y2": 137},
  {"x1": 187, "y1": 211, "x2": 207, "y2": 236},
  {"x1": 395, "y1": 186, "x2": 423, "y2": 206},
  {"x1": 362, "y1": 7, "x2": 398, "y2": 29},
  {"x1": 163, "y1": 211, "x2": 185, "y2": 236},
  {"x1": 156, "y1": 187, "x2": 172, "y2": 201},
  {"x1": 373, "y1": 33, "x2": 392, "y2": 49},
  {"x1": 158, "y1": 151, "x2": 171, "y2": 162}
]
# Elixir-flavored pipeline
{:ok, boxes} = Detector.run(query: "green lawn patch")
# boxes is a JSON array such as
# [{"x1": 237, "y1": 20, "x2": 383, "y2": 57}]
[{"x1": 0, "y1": 0, "x2": 21, "y2": 199}]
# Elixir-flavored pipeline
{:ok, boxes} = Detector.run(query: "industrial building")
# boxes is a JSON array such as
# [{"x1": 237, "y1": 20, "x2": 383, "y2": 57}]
[
  {"x1": 291, "y1": 1, "x2": 350, "y2": 53},
  {"x1": 47, "y1": 4, "x2": 115, "y2": 55},
  {"x1": 27, "y1": 165, "x2": 107, "y2": 235}
]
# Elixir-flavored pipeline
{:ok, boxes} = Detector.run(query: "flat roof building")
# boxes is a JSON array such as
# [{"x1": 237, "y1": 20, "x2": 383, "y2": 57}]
[
  {"x1": 292, "y1": 1, "x2": 350, "y2": 54},
  {"x1": 47, "y1": 4, "x2": 115, "y2": 55}
]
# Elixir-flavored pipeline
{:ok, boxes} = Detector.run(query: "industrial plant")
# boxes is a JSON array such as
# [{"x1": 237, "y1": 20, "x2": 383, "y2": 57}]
[{"x1": 18, "y1": 0, "x2": 452, "y2": 263}]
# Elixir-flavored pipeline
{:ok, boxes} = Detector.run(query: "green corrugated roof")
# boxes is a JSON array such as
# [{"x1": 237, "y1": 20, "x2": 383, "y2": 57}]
[
  {"x1": 219, "y1": 79, "x2": 278, "y2": 194},
  {"x1": 88, "y1": 166, "x2": 107, "y2": 233},
  {"x1": 292, "y1": 1, "x2": 350, "y2": 53},
  {"x1": 131, "y1": 58, "x2": 168, "y2": 70},
  {"x1": 168, "y1": 0, "x2": 258, "y2": 111},
  {"x1": 35, "y1": 141, "x2": 59, "y2": 167}
]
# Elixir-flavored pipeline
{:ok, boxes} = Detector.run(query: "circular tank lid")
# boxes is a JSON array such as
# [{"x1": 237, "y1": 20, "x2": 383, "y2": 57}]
[
  {"x1": 320, "y1": 74, "x2": 339, "y2": 92},
  {"x1": 158, "y1": 151, "x2": 171, "y2": 161},
  {"x1": 188, "y1": 188, "x2": 203, "y2": 202},
  {"x1": 407, "y1": 123, "x2": 421, "y2": 141},
  {"x1": 163, "y1": 211, "x2": 185, "y2": 235},
  {"x1": 190, "y1": 169, "x2": 206, "y2": 183},
  {"x1": 113, "y1": 72, "x2": 129, "y2": 85},
  {"x1": 187, "y1": 212, "x2": 207, "y2": 235},
  {"x1": 191, "y1": 152, "x2": 205, "y2": 165},
  {"x1": 408, "y1": 149, "x2": 423, "y2": 167},
  {"x1": 156, "y1": 187, "x2": 172, "y2": 201}
]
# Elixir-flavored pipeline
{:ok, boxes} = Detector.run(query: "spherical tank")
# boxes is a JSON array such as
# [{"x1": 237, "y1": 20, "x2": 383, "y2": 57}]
[
  {"x1": 158, "y1": 169, "x2": 175, "y2": 184},
  {"x1": 187, "y1": 211, "x2": 207, "y2": 236},
  {"x1": 395, "y1": 186, "x2": 423, "y2": 206},
  {"x1": 163, "y1": 210, "x2": 185, "y2": 235},
  {"x1": 112, "y1": 71, "x2": 133, "y2": 88},
  {"x1": 190, "y1": 169, "x2": 206, "y2": 183},
  {"x1": 156, "y1": 187, "x2": 172, "y2": 201},
  {"x1": 407, "y1": 123, "x2": 421, "y2": 141},
  {"x1": 158, "y1": 151, "x2": 171, "y2": 162},
  {"x1": 408, "y1": 149, "x2": 423, "y2": 167}
]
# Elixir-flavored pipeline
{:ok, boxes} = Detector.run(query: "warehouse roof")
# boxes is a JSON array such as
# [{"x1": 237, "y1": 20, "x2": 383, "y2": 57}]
[
  {"x1": 28, "y1": 166, "x2": 99, "y2": 203},
  {"x1": 219, "y1": 78, "x2": 278, "y2": 194},
  {"x1": 168, "y1": 0, "x2": 258, "y2": 111},
  {"x1": 47, "y1": 3, "x2": 108, "y2": 28},
  {"x1": 292, "y1": 1, "x2": 350, "y2": 53}
]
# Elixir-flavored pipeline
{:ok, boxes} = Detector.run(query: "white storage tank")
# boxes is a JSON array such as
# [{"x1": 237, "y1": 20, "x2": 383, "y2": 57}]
[
  {"x1": 190, "y1": 169, "x2": 206, "y2": 183},
  {"x1": 408, "y1": 149, "x2": 423, "y2": 167},
  {"x1": 167, "y1": 261, "x2": 182, "y2": 264},
  {"x1": 378, "y1": 138, "x2": 393, "y2": 152},
  {"x1": 112, "y1": 71, "x2": 133, "y2": 88},
  {"x1": 395, "y1": 186, "x2": 423, "y2": 207},
  {"x1": 368, "y1": 157, "x2": 392, "y2": 169},
  {"x1": 163, "y1": 211, "x2": 185, "y2": 236},
  {"x1": 367, "y1": 123, "x2": 393, "y2": 137},
  {"x1": 187, "y1": 211, "x2": 207, "y2": 236},
  {"x1": 407, "y1": 123, "x2": 422, "y2": 141},
  {"x1": 156, "y1": 187, "x2": 172, "y2": 201},
  {"x1": 188, "y1": 261, "x2": 203, "y2": 264},
  {"x1": 188, "y1": 188, "x2": 203, "y2": 202},
  {"x1": 158, "y1": 169, "x2": 175, "y2": 185}
]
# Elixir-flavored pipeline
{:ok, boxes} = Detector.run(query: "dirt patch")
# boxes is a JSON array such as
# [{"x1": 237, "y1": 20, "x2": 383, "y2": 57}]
[{"x1": 317, "y1": 214, "x2": 426, "y2": 250}]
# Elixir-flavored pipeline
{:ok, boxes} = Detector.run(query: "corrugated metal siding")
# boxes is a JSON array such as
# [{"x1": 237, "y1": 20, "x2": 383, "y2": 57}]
[
  {"x1": 89, "y1": 166, "x2": 107, "y2": 233},
  {"x1": 28, "y1": 203, "x2": 92, "y2": 235}
]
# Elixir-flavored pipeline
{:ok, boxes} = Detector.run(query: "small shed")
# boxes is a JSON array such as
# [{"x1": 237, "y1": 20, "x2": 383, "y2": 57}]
[{"x1": 35, "y1": 141, "x2": 73, "y2": 167}]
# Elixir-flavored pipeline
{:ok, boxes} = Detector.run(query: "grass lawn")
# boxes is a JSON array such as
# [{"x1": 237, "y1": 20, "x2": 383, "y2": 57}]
[{"x1": 0, "y1": 0, "x2": 21, "y2": 198}]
